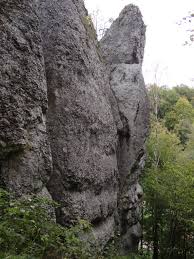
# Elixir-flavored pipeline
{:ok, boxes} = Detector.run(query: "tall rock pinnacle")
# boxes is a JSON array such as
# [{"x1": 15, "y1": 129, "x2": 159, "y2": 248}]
[{"x1": 101, "y1": 4, "x2": 149, "y2": 252}]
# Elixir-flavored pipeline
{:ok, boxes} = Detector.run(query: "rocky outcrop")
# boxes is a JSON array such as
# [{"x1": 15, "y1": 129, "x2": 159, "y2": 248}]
[
  {"x1": 38, "y1": 0, "x2": 118, "y2": 244},
  {"x1": 0, "y1": 1, "x2": 52, "y2": 197},
  {"x1": 101, "y1": 5, "x2": 149, "y2": 252},
  {"x1": 0, "y1": 0, "x2": 149, "y2": 253}
]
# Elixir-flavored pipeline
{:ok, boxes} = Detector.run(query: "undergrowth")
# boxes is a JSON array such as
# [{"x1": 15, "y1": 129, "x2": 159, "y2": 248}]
[
  {"x1": 0, "y1": 188, "x2": 93, "y2": 259},
  {"x1": 0, "y1": 188, "x2": 152, "y2": 259}
]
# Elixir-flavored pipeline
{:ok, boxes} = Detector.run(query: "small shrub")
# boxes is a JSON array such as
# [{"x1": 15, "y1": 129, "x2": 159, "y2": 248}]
[{"x1": 0, "y1": 188, "x2": 93, "y2": 259}]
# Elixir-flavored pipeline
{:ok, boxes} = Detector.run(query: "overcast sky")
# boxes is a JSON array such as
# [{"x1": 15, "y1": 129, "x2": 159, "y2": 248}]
[{"x1": 85, "y1": 0, "x2": 194, "y2": 87}]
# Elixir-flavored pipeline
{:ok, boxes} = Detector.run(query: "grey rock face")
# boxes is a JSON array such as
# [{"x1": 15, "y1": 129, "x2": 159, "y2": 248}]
[
  {"x1": 100, "y1": 5, "x2": 145, "y2": 65},
  {"x1": 38, "y1": 0, "x2": 118, "y2": 243},
  {"x1": 101, "y1": 4, "x2": 149, "y2": 252},
  {"x1": 0, "y1": 0, "x2": 149, "y2": 253},
  {"x1": 0, "y1": 1, "x2": 52, "y2": 196}
]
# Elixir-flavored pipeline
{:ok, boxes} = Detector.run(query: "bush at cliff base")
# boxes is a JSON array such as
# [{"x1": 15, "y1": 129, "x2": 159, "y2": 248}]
[{"x1": 0, "y1": 188, "x2": 94, "y2": 259}]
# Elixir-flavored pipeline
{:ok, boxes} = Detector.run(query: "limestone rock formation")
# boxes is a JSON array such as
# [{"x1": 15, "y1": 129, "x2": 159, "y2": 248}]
[
  {"x1": 0, "y1": 0, "x2": 149, "y2": 253},
  {"x1": 101, "y1": 5, "x2": 149, "y2": 252},
  {"x1": 38, "y1": 0, "x2": 118, "y2": 244},
  {"x1": 0, "y1": 1, "x2": 52, "y2": 197}
]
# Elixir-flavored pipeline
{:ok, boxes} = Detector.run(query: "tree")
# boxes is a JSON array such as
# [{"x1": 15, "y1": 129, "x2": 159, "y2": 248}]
[
  {"x1": 143, "y1": 120, "x2": 181, "y2": 259},
  {"x1": 142, "y1": 85, "x2": 194, "y2": 259},
  {"x1": 90, "y1": 8, "x2": 113, "y2": 39}
]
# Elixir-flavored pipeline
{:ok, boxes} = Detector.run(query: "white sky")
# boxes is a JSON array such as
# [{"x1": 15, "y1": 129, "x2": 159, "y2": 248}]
[{"x1": 85, "y1": 0, "x2": 194, "y2": 87}]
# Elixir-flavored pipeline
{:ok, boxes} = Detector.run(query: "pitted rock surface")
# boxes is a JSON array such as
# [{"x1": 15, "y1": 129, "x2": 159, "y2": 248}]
[
  {"x1": 100, "y1": 5, "x2": 145, "y2": 65},
  {"x1": 101, "y1": 4, "x2": 149, "y2": 252},
  {"x1": 0, "y1": 0, "x2": 52, "y2": 196},
  {"x1": 38, "y1": 0, "x2": 118, "y2": 242},
  {"x1": 0, "y1": 0, "x2": 149, "y2": 253}
]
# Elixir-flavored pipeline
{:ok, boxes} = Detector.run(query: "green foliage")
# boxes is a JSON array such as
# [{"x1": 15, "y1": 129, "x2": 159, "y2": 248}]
[
  {"x1": 0, "y1": 189, "x2": 153, "y2": 259},
  {"x1": 174, "y1": 85, "x2": 194, "y2": 103},
  {"x1": 112, "y1": 250, "x2": 152, "y2": 259},
  {"x1": 147, "y1": 85, "x2": 179, "y2": 119},
  {"x1": 148, "y1": 84, "x2": 194, "y2": 145},
  {"x1": 0, "y1": 189, "x2": 94, "y2": 259},
  {"x1": 173, "y1": 96, "x2": 194, "y2": 120},
  {"x1": 164, "y1": 110, "x2": 178, "y2": 130},
  {"x1": 142, "y1": 84, "x2": 194, "y2": 259},
  {"x1": 146, "y1": 121, "x2": 180, "y2": 168},
  {"x1": 158, "y1": 87, "x2": 179, "y2": 118}
]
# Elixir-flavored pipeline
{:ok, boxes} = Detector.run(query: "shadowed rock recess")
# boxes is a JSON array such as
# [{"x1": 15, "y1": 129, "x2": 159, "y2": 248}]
[{"x1": 0, "y1": 0, "x2": 149, "y2": 253}]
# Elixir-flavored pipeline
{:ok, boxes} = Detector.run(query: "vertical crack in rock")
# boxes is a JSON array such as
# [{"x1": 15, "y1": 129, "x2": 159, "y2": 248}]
[
  {"x1": 100, "y1": 4, "x2": 149, "y2": 253},
  {"x1": 0, "y1": 0, "x2": 52, "y2": 197}
]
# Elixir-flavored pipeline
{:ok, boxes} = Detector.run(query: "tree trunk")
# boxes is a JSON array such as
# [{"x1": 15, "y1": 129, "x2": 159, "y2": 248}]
[
  {"x1": 140, "y1": 206, "x2": 144, "y2": 251},
  {"x1": 153, "y1": 207, "x2": 159, "y2": 259}
]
